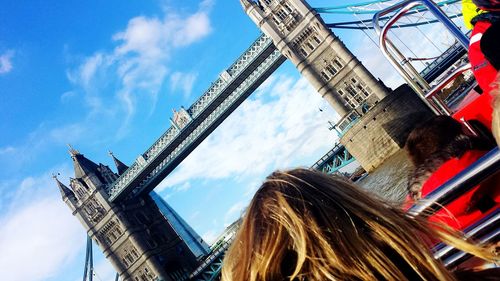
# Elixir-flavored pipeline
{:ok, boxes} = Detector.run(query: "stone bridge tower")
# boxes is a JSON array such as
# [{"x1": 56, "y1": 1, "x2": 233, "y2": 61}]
[
  {"x1": 55, "y1": 148, "x2": 210, "y2": 281},
  {"x1": 240, "y1": 0, "x2": 389, "y2": 118}
]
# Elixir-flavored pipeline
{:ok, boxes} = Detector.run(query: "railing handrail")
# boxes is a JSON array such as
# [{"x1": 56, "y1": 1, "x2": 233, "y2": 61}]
[
  {"x1": 371, "y1": 0, "x2": 470, "y2": 116},
  {"x1": 425, "y1": 63, "x2": 471, "y2": 99},
  {"x1": 433, "y1": 208, "x2": 499, "y2": 260},
  {"x1": 372, "y1": 0, "x2": 469, "y2": 49},
  {"x1": 373, "y1": 0, "x2": 439, "y2": 113},
  {"x1": 422, "y1": 62, "x2": 471, "y2": 116},
  {"x1": 407, "y1": 147, "x2": 500, "y2": 217}
]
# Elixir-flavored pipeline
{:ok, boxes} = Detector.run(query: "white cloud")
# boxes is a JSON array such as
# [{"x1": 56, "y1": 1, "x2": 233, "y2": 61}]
[
  {"x1": 60, "y1": 91, "x2": 77, "y2": 102},
  {"x1": 113, "y1": 16, "x2": 166, "y2": 59},
  {"x1": 201, "y1": 229, "x2": 218, "y2": 245},
  {"x1": 0, "y1": 146, "x2": 15, "y2": 155},
  {"x1": 172, "y1": 11, "x2": 212, "y2": 47},
  {"x1": 67, "y1": 1, "x2": 213, "y2": 133},
  {"x1": 2, "y1": 2, "x2": 215, "y2": 168},
  {"x1": 224, "y1": 200, "x2": 248, "y2": 227},
  {"x1": 0, "y1": 169, "x2": 86, "y2": 281},
  {"x1": 158, "y1": 74, "x2": 339, "y2": 191},
  {"x1": 174, "y1": 181, "x2": 191, "y2": 192},
  {"x1": 170, "y1": 71, "x2": 198, "y2": 99},
  {"x1": 0, "y1": 50, "x2": 14, "y2": 74},
  {"x1": 92, "y1": 258, "x2": 117, "y2": 281}
]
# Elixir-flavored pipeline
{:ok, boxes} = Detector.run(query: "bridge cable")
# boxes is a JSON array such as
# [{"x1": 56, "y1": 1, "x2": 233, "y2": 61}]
[{"x1": 315, "y1": 0, "x2": 460, "y2": 14}]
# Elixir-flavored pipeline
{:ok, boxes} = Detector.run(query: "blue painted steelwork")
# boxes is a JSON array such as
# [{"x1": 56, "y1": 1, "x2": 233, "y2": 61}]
[
  {"x1": 107, "y1": 34, "x2": 286, "y2": 201},
  {"x1": 311, "y1": 143, "x2": 355, "y2": 174},
  {"x1": 314, "y1": 0, "x2": 393, "y2": 14},
  {"x1": 326, "y1": 13, "x2": 462, "y2": 29},
  {"x1": 189, "y1": 233, "x2": 235, "y2": 281},
  {"x1": 420, "y1": 40, "x2": 467, "y2": 82},
  {"x1": 82, "y1": 236, "x2": 94, "y2": 281},
  {"x1": 315, "y1": 0, "x2": 458, "y2": 14},
  {"x1": 191, "y1": 255, "x2": 224, "y2": 281}
]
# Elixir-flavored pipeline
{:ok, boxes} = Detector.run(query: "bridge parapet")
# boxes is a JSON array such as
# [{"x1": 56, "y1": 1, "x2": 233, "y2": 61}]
[
  {"x1": 186, "y1": 34, "x2": 273, "y2": 120},
  {"x1": 107, "y1": 34, "x2": 283, "y2": 201},
  {"x1": 311, "y1": 143, "x2": 354, "y2": 174},
  {"x1": 123, "y1": 47, "x2": 284, "y2": 199},
  {"x1": 226, "y1": 34, "x2": 272, "y2": 76}
]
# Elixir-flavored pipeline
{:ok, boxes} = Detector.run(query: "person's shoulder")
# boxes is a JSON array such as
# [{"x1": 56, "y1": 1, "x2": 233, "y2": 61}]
[{"x1": 460, "y1": 150, "x2": 488, "y2": 166}]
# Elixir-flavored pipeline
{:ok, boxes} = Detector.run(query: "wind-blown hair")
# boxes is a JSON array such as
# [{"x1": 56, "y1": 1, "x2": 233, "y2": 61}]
[
  {"x1": 492, "y1": 73, "x2": 500, "y2": 146},
  {"x1": 221, "y1": 168, "x2": 496, "y2": 281}
]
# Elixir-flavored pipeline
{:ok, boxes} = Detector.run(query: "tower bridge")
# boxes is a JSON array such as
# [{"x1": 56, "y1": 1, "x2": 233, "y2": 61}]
[
  {"x1": 107, "y1": 34, "x2": 285, "y2": 202},
  {"x1": 56, "y1": 0, "x2": 468, "y2": 280}
]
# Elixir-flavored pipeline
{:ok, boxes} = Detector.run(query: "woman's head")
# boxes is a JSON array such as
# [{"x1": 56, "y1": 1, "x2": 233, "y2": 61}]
[
  {"x1": 222, "y1": 168, "x2": 494, "y2": 281},
  {"x1": 405, "y1": 115, "x2": 494, "y2": 199},
  {"x1": 405, "y1": 115, "x2": 469, "y2": 167}
]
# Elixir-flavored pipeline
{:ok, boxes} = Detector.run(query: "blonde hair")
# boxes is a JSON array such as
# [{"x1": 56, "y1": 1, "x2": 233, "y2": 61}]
[
  {"x1": 492, "y1": 73, "x2": 500, "y2": 146},
  {"x1": 222, "y1": 168, "x2": 496, "y2": 281}
]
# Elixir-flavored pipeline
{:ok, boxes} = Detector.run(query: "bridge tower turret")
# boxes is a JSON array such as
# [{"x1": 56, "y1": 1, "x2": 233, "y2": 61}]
[
  {"x1": 56, "y1": 148, "x2": 210, "y2": 281},
  {"x1": 241, "y1": 0, "x2": 389, "y2": 117}
]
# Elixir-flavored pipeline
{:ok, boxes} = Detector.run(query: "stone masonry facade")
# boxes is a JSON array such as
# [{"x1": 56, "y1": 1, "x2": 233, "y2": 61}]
[
  {"x1": 340, "y1": 85, "x2": 434, "y2": 172},
  {"x1": 241, "y1": 0, "x2": 390, "y2": 118}
]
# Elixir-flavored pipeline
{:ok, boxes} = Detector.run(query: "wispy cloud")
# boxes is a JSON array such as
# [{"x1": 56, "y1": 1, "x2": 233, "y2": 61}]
[
  {"x1": 0, "y1": 168, "x2": 85, "y2": 281},
  {"x1": 158, "y1": 74, "x2": 339, "y2": 191},
  {"x1": 201, "y1": 229, "x2": 218, "y2": 245},
  {"x1": 1, "y1": 2, "x2": 215, "y2": 169},
  {"x1": 60, "y1": 91, "x2": 77, "y2": 102},
  {"x1": 0, "y1": 50, "x2": 14, "y2": 75},
  {"x1": 0, "y1": 146, "x2": 15, "y2": 155},
  {"x1": 0, "y1": 122, "x2": 90, "y2": 175},
  {"x1": 224, "y1": 200, "x2": 247, "y2": 227},
  {"x1": 170, "y1": 71, "x2": 198, "y2": 99},
  {"x1": 68, "y1": 1, "x2": 213, "y2": 132}
]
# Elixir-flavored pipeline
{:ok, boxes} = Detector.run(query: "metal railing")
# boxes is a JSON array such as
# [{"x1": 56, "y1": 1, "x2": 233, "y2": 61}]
[
  {"x1": 372, "y1": 0, "x2": 470, "y2": 116},
  {"x1": 433, "y1": 208, "x2": 499, "y2": 267},
  {"x1": 189, "y1": 234, "x2": 235, "y2": 279},
  {"x1": 407, "y1": 147, "x2": 500, "y2": 217},
  {"x1": 372, "y1": 0, "x2": 498, "y2": 268},
  {"x1": 423, "y1": 62, "x2": 472, "y2": 115},
  {"x1": 407, "y1": 147, "x2": 500, "y2": 267}
]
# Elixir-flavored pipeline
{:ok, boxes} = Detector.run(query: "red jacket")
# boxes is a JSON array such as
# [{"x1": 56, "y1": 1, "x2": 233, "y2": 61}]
[
  {"x1": 469, "y1": 20, "x2": 498, "y2": 95},
  {"x1": 419, "y1": 150, "x2": 499, "y2": 230}
]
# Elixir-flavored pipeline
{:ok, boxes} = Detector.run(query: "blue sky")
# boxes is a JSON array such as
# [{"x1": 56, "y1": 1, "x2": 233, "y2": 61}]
[{"x1": 0, "y1": 0, "x2": 463, "y2": 280}]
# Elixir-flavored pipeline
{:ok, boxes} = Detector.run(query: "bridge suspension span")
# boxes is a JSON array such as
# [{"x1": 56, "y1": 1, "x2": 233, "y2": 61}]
[{"x1": 76, "y1": 0, "x2": 470, "y2": 280}]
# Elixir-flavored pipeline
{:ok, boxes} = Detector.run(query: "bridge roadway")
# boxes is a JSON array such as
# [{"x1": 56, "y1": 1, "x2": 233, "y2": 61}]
[
  {"x1": 107, "y1": 34, "x2": 286, "y2": 201},
  {"x1": 311, "y1": 143, "x2": 355, "y2": 174},
  {"x1": 107, "y1": 20, "x2": 465, "y2": 202}
]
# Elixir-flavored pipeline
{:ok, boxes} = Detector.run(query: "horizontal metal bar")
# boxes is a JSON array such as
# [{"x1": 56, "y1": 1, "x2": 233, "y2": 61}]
[
  {"x1": 424, "y1": 63, "x2": 471, "y2": 99},
  {"x1": 327, "y1": 13, "x2": 462, "y2": 30},
  {"x1": 408, "y1": 147, "x2": 500, "y2": 217},
  {"x1": 443, "y1": 226, "x2": 499, "y2": 267},
  {"x1": 373, "y1": 1, "x2": 440, "y2": 114},
  {"x1": 433, "y1": 208, "x2": 499, "y2": 260}
]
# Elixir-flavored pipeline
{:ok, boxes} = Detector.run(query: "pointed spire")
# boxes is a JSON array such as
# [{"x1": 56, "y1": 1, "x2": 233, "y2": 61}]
[
  {"x1": 68, "y1": 144, "x2": 80, "y2": 157},
  {"x1": 240, "y1": 0, "x2": 252, "y2": 9},
  {"x1": 108, "y1": 151, "x2": 129, "y2": 175},
  {"x1": 68, "y1": 146, "x2": 100, "y2": 179},
  {"x1": 53, "y1": 173, "x2": 74, "y2": 199}
]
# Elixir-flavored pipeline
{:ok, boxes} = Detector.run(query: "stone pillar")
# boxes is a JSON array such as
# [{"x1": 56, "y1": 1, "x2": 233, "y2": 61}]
[{"x1": 241, "y1": 0, "x2": 390, "y2": 118}]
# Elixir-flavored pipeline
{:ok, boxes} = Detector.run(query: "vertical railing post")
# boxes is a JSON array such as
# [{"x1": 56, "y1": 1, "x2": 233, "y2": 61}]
[
  {"x1": 421, "y1": 0, "x2": 469, "y2": 48},
  {"x1": 372, "y1": 0, "x2": 470, "y2": 116}
]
